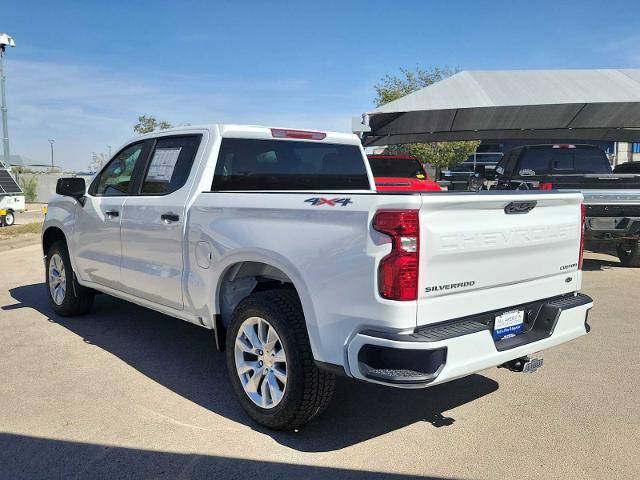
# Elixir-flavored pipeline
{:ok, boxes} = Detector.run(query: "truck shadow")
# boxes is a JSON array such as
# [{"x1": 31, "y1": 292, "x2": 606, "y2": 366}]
[
  {"x1": 582, "y1": 245, "x2": 621, "y2": 271},
  {"x1": 581, "y1": 258, "x2": 620, "y2": 271},
  {"x1": 0, "y1": 432, "x2": 455, "y2": 480},
  {"x1": 4, "y1": 283, "x2": 499, "y2": 453}
]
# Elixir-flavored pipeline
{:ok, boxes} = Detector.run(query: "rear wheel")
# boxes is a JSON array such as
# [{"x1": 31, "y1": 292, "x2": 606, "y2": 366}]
[
  {"x1": 46, "y1": 240, "x2": 94, "y2": 316},
  {"x1": 225, "y1": 289, "x2": 335, "y2": 430},
  {"x1": 4, "y1": 210, "x2": 14, "y2": 226},
  {"x1": 616, "y1": 239, "x2": 640, "y2": 267}
]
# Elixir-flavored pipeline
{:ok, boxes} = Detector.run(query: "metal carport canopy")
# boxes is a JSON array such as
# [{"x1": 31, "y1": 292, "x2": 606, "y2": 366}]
[{"x1": 362, "y1": 69, "x2": 640, "y2": 146}]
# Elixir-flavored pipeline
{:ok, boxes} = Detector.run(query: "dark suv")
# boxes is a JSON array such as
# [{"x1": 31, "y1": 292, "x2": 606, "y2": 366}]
[{"x1": 491, "y1": 144, "x2": 640, "y2": 267}]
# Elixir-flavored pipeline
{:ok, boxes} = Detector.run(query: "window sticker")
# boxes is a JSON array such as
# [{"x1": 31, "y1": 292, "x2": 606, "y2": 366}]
[
  {"x1": 519, "y1": 168, "x2": 536, "y2": 176},
  {"x1": 146, "y1": 148, "x2": 182, "y2": 182}
]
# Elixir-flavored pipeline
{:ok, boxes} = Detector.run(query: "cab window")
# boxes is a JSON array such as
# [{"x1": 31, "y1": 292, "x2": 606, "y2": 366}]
[
  {"x1": 93, "y1": 142, "x2": 145, "y2": 196},
  {"x1": 140, "y1": 135, "x2": 201, "y2": 195}
]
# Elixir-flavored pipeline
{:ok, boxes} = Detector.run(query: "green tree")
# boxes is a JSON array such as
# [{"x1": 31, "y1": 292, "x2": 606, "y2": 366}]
[
  {"x1": 133, "y1": 115, "x2": 173, "y2": 134},
  {"x1": 19, "y1": 175, "x2": 38, "y2": 203},
  {"x1": 374, "y1": 66, "x2": 480, "y2": 173}
]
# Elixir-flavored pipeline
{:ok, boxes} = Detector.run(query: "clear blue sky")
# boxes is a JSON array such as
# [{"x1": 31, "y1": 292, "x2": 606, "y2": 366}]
[{"x1": 3, "y1": 0, "x2": 639, "y2": 170}]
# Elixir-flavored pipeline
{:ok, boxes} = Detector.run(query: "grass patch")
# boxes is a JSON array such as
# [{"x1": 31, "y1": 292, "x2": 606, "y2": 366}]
[{"x1": 0, "y1": 221, "x2": 43, "y2": 239}]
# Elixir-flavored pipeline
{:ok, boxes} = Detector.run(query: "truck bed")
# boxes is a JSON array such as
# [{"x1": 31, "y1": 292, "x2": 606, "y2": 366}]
[{"x1": 188, "y1": 189, "x2": 583, "y2": 366}]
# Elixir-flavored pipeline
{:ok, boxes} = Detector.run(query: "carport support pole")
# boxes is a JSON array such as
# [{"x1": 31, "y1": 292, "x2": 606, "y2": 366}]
[{"x1": 0, "y1": 47, "x2": 11, "y2": 167}]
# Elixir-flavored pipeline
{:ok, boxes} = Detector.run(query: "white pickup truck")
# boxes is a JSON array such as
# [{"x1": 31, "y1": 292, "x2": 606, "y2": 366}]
[{"x1": 43, "y1": 125, "x2": 593, "y2": 430}]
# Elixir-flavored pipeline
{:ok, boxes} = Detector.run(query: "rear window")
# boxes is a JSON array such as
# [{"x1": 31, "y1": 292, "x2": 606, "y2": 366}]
[
  {"x1": 517, "y1": 147, "x2": 611, "y2": 176},
  {"x1": 368, "y1": 157, "x2": 425, "y2": 178},
  {"x1": 212, "y1": 139, "x2": 370, "y2": 191}
]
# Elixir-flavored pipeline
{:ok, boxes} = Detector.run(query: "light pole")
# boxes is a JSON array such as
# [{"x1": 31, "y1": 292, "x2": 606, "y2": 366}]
[
  {"x1": 0, "y1": 33, "x2": 16, "y2": 167},
  {"x1": 48, "y1": 139, "x2": 55, "y2": 171}
]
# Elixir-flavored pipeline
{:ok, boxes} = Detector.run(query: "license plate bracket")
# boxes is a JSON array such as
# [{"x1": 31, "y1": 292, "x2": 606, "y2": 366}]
[{"x1": 493, "y1": 309, "x2": 525, "y2": 339}]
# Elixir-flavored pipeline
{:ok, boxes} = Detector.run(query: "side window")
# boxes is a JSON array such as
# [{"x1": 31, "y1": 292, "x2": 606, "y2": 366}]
[
  {"x1": 94, "y1": 142, "x2": 145, "y2": 196},
  {"x1": 140, "y1": 135, "x2": 201, "y2": 195}
]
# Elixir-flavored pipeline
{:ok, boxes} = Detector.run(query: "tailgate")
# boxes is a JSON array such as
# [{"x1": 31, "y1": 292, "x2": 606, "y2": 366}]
[
  {"x1": 416, "y1": 191, "x2": 583, "y2": 327},
  {"x1": 549, "y1": 173, "x2": 640, "y2": 190},
  {"x1": 579, "y1": 189, "x2": 640, "y2": 207}
]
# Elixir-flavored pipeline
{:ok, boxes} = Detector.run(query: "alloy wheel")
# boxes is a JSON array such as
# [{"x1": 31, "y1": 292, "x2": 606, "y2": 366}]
[
  {"x1": 234, "y1": 316, "x2": 287, "y2": 409},
  {"x1": 48, "y1": 253, "x2": 66, "y2": 306}
]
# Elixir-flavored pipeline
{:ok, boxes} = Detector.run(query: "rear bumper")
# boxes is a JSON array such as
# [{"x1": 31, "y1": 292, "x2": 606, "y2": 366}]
[
  {"x1": 585, "y1": 215, "x2": 640, "y2": 240},
  {"x1": 345, "y1": 293, "x2": 592, "y2": 388}
]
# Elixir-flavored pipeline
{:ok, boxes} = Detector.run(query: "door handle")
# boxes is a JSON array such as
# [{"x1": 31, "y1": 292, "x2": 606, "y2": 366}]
[
  {"x1": 105, "y1": 210, "x2": 119, "y2": 218},
  {"x1": 161, "y1": 213, "x2": 179, "y2": 223}
]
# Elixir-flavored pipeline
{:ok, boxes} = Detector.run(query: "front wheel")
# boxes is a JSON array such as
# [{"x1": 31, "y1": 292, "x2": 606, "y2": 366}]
[
  {"x1": 616, "y1": 239, "x2": 640, "y2": 267},
  {"x1": 46, "y1": 240, "x2": 94, "y2": 316},
  {"x1": 225, "y1": 290, "x2": 335, "y2": 430}
]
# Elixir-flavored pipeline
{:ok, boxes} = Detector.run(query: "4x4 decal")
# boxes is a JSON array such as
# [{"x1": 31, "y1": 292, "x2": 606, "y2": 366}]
[{"x1": 305, "y1": 197, "x2": 353, "y2": 207}]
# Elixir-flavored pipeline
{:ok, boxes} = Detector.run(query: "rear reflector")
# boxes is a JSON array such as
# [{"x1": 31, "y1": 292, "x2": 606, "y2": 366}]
[
  {"x1": 373, "y1": 210, "x2": 420, "y2": 301},
  {"x1": 579, "y1": 203, "x2": 586, "y2": 269},
  {"x1": 539, "y1": 182, "x2": 554, "y2": 190},
  {"x1": 271, "y1": 128, "x2": 326, "y2": 140}
]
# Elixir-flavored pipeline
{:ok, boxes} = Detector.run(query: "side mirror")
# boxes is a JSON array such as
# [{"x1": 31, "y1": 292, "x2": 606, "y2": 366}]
[{"x1": 56, "y1": 177, "x2": 86, "y2": 199}]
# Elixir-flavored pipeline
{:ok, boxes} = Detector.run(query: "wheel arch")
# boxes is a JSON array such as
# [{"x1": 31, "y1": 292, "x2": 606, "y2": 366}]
[
  {"x1": 42, "y1": 226, "x2": 67, "y2": 256},
  {"x1": 217, "y1": 261, "x2": 300, "y2": 327},
  {"x1": 212, "y1": 257, "x2": 318, "y2": 354}
]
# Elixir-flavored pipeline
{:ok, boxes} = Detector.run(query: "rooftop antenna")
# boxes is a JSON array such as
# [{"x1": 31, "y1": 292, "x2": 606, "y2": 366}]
[{"x1": 0, "y1": 33, "x2": 16, "y2": 168}]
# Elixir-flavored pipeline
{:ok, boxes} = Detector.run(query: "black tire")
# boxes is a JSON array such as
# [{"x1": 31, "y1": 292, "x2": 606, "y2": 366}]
[
  {"x1": 4, "y1": 210, "x2": 14, "y2": 226},
  {"x1": 616, "y1": 239, "x2": 640, "y2": 267},
  {"x1": 225, "y1": 289, "x2": 335, "y2": 430},
  {"x1": 45, "y1": 240, "x2": 94, "y2": 316}
]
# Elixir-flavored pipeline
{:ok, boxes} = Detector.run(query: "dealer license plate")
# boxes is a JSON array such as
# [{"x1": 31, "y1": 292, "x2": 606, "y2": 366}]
[{"x1": 493, "y1": 310, "x2": 524, "y2": 339}]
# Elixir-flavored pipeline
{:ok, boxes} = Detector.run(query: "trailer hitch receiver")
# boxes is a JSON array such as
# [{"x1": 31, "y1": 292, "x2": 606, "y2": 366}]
[{"x1": 499, "y1": 356, "x2": 544, "y2": 374}]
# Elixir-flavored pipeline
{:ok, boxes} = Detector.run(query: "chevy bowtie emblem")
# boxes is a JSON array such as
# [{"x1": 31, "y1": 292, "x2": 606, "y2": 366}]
[{"x1": 504, "y1": 201, "x2": 537, "y2": 214}]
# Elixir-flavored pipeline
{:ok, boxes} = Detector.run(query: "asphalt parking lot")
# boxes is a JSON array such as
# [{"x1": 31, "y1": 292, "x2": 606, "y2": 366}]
[{"x1": 0, "y1": 244, "x2": 638, "y2": 480}]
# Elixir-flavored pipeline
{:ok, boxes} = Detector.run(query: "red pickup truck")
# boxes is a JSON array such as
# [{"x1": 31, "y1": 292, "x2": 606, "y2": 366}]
[{"x1": 367, "y1": 154, "x2": 441, "y2": 192}]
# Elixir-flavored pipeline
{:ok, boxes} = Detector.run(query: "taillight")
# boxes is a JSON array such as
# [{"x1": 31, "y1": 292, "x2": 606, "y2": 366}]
[
  {"x1": 539, "y1": 182, "x2": 553, "y2": 190},
  {"x1": 270, "y1": 128, "x2": 326, "y2": 140},
  {"x1": 579, "y1": 203, "x2": 586, "y2": 269},
  {"x1": 373, "y1": 210, "x2": 419, "y2": 301}
]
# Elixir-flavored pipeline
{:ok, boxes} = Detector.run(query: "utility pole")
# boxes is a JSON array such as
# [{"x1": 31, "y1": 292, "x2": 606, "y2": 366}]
[
  {"x1": 49, "y1": 139, "x2": 55, "y2": 171},
  {"x1": 0, "y1": 33, "x2": 16, "y2": 167}
]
